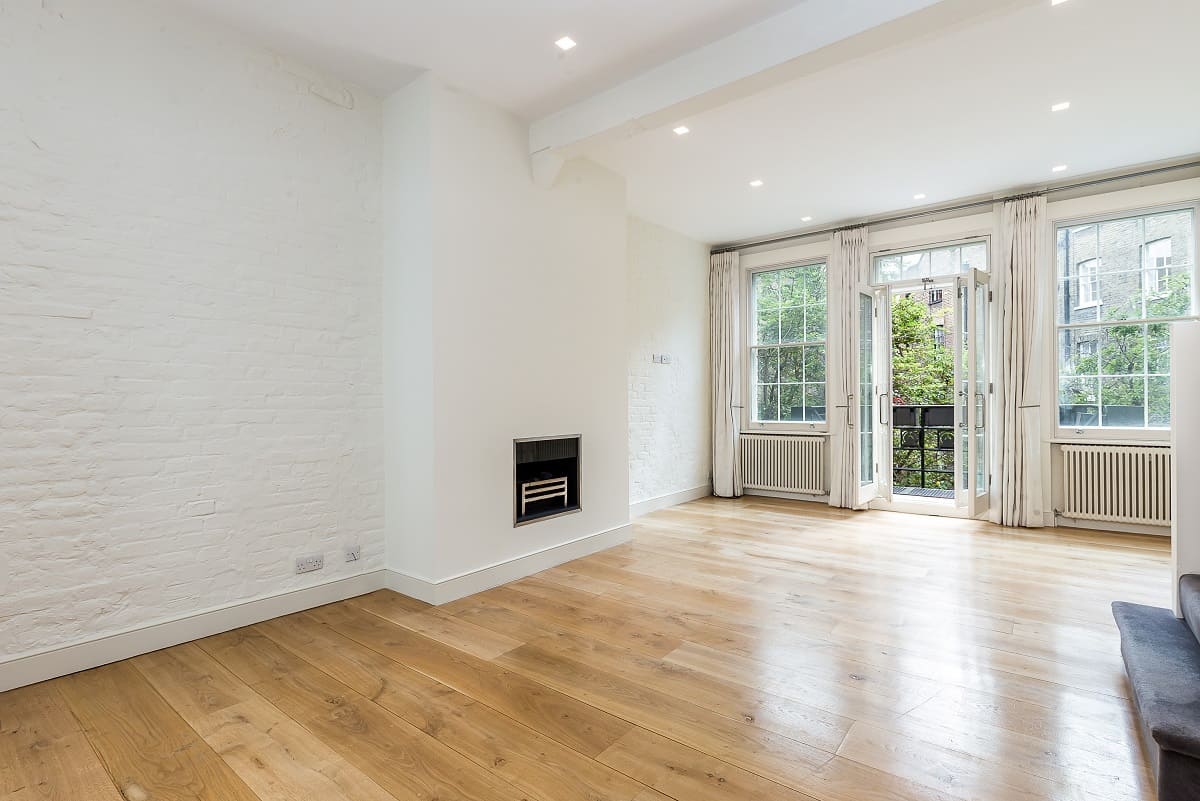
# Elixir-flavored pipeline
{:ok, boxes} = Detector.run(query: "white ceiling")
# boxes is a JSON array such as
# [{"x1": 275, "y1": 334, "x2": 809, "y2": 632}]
[
  {"x1": 588, "y1": 0, "x2": 1200, "y2": 244},
  {"x1": 163, "y1": 0, "x2": 801, "y2": 118}
]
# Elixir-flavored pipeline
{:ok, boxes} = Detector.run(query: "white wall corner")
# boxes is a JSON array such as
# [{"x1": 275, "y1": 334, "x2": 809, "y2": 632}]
[
  {"x1": 386, "y1": 523, "x2": 632, "y2": 605},
  {"x1": 630, "y1": 486, "x2": 712, "y2": 518},
  {"x1": 531, "y1": 148, "x2": 566, "y2": 189}
]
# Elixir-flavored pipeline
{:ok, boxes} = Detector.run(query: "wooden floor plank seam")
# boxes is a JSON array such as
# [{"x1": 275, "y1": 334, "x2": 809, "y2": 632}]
[{"x1": 1, "y1": 496, "x2": 1167, "y2": 801}]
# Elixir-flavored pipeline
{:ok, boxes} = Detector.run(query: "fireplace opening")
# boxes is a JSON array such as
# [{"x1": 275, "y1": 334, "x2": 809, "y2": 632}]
[{"x1": 514, "y1": 435, "x2": 581, "y2": 526}]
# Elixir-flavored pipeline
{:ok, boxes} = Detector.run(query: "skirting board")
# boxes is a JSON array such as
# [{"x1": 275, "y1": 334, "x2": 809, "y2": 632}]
[
  {"x1": 387, "y1": 522, "x2": 633, "y2": 605},
  {"x1": 1055, "y1": 515, "x2": 1170, "y2": 537},
  {"x1": 630, "y1": 485, "x2": 711, "y2": 518},
  {"x1": 0, "y1": 570, "x2": 387, "y2": 694}
]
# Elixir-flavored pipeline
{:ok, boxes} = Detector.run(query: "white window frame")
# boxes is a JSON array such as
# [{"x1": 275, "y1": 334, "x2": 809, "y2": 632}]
[
  {"x1": 870, "y1": 235, "x2": 991, "y2": 286},
  {"x1": 1051, "y1": 201, "x2": 1200, "y2": 443},
  {"x1": 742, "y1": 258, "x2": 829, "y2": 434}
]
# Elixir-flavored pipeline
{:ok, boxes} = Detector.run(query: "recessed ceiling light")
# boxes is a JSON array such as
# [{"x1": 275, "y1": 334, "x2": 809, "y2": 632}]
[
  {"x1": 1052, "y1": 164, "x2": 1068, "y2": 172},
  {"x1": 801, "y1": 216, "x2": 813, "y2": 223},
  {"x1": 1051, "y1": 101, "x2": 1071, "y2": 112},
  {"x1": 555, "y1": 36, "x2": 577, "y2": 51},
  {"x1": 913, "y1": 193, "x2": 927, "y2": 201},
  {"x1": 673, "y1": 125, "x2": 690, "y2": 136},
  {"x1": 749, "y1": 179, "x2": 764, "y2": 188},
  {"x1": 1051, "y1": 0, "x2": 1069, "y2": 5}
]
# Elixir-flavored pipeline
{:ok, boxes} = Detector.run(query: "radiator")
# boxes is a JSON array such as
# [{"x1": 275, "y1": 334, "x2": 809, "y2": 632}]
[
  {"x1": 740, "y1": 434, "x2": 826, "y2": 494},
  {"x1": 1060, "y1": 444, "x2": 1171, "y2": 526}
]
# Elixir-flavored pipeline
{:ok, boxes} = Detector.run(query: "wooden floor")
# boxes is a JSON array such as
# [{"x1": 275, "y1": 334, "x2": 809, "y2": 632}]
[{"x1": 2, "y1": 496, "x2": 1171, "y2": 801}]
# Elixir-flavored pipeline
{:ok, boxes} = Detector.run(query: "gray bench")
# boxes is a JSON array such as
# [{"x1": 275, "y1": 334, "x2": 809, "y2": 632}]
[{"x1": 1113, "y1": 574, "x2": 1200, "y2": 801}]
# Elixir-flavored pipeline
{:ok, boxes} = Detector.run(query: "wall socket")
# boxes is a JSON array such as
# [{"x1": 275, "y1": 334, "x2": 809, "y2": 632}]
[
  {"x1": 344, "y1": 545, "x2": 361, "y2": 563},
  {"x1": 295, "y1": 554, "x2": 324, "y2": 574}
]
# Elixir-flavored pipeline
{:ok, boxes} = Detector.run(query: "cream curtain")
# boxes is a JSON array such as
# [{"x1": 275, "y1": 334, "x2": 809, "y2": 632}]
[
  {"x1": 996, "y1": 196, "x2": 1046, "y2": 527},
  {"x1": 827, "y1": 226, "x2": 870, "y2": 509},
  {"x1": 710, "y1": 251, "x2": 743, "y2": 498}
]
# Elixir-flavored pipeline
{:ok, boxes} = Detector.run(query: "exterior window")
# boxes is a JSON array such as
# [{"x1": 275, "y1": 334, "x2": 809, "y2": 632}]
[
  {"x1": 1076, "y1": 258, "x2": 1099, "y2": 307},
  {"x1": 1056, "y1": 209, "x2": 1196, "y2": 431},
  {"x1": 750, "y1": 262, "x2": 827, "y2": 424},
  {"x1": 873, "y1": 240, "x2": 987, "y2": 283},
  {"x1": 928, "y1": 289, "x2": 943, "y2": 305},
  {"x1": 1146, "y1": 238, "x2": 1173, "y2": 296}
]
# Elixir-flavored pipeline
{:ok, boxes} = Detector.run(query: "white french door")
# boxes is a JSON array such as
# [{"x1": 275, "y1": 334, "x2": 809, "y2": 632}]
[
  {"x1": 955, "y1": 269, "x2": 991, "y2": 519},
  {"x1": 855, "y1": 289, "x2": 881, "y2": 506},
  {"x1": 866, "y1": 272, "x2": 991, "y2": 518}
]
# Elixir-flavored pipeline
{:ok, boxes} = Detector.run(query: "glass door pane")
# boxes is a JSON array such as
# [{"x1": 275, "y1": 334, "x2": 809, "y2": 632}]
[
  {"x1": 956, "y1": 278, "x2": 970, "y2": 509},
  {"x1": 858, "y1": 291, "x2": 878, "y2": 505},
  {"x1": 971, "y1": 271, "x2": 991, "y2": 517}
]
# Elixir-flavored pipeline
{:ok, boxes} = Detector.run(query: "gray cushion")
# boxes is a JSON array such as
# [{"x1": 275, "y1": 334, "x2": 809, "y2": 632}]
[
  {"x1": 1180, "y1": 574, "x2": 1200, "y2": 646},
  {"x1": 1113, "y1": 600, "x2": 1200, "y2": 761}
]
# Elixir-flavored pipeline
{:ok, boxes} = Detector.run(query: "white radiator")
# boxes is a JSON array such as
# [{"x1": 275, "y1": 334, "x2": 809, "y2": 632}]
[
  {"x1": 740, "y1": 434, "x2": 826, "y2": 494},
  {"x1": 1060, "y1": 444, "x2": 1171, "y2": 526}
]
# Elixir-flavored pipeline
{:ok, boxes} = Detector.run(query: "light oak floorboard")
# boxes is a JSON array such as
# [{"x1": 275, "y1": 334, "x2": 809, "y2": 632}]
[{"x1": 0, "y1": 496, "x2": 1166, "y2": 801}]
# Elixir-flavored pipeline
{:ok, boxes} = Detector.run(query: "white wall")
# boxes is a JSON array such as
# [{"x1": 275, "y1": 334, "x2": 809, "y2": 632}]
[
  {"x1": 0, "y1": 0, "x2": 383, "y2": 659},
  {"x1": 627, "y1": 217, "x2": 712, "y2": 512},
  {"x1": 382, "y1": 77, "x2": 631, "y2": 595}
]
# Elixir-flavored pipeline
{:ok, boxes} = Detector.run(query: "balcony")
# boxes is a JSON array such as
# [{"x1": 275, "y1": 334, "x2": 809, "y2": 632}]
[{"x1": 892, "y1": 404, "x2": 955, "y2": 500}]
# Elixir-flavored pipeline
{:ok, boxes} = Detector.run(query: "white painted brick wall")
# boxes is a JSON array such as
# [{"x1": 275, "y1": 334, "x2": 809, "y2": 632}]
[
  {"x1": 627, "y1": 217, "x2": 712, "y2": 504},
  {"x1": 0, "y1": 0, "x2": 383, "y2": 658}
]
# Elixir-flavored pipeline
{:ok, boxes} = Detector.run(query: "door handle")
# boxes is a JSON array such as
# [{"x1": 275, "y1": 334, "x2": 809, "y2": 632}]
[
  {"x1": 879, "y1": 393, "x2": 889, "y2": 426},
  {"x1": 975, "y1": 392, "x2": 986, "y2": 430},
  {"x1": 846, "y1": 395, "x2": 855, "y2": 429}
]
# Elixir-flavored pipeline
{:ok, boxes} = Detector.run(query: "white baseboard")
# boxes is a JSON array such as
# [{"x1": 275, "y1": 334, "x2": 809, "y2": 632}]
[
  {"x1": 630, "y1": 485, "x2": 711, "y2": 518},
  {"x1": 0, "y1": 570, "x2": 387, "y2": 693},
  {"x1": 1054, "y1": 515, "x2": 1170, "y2": 536},
  {"x1": 386, "y1": 523, "x2": 633, "y2": 605}
]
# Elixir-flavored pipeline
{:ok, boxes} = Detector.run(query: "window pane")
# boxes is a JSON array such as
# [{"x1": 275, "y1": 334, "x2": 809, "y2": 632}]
[
  {"x1": 750, "y1": 262, "x2": 827, "y2": 427},
  {"x1": 755, "y1": 348, "x2": 779, "y2": 383},
  {"x1": 930, "y1": 246, "x2": 959, "y2": 277},
  {"x1": 804, "y1": 304, "x2": 827, "y2": 341},
  {"x1": 778, "y1": 346, "x2": 802, "y2": 383},
  {"x1": 1059, "y1": 376, "x2": 1099, "y2": 427},
  {"x1": 876, "y1": 256, "x2": 901, "y2": 283},
  {"x1": 1055, "y1": 208, "x2": 1194, "y2": 430},
  {"x1": 1098, "y1": 324, "x2": 1146, "y2": 376},
  {"x1": 901, "y1": 252, "x2": 928, "y2": 280},
  {"x1": 780, "y1": 384, "x2": 805, "y2": 422},
  {"x1": 780, "y1": 306, "x2": 804, "y2": 343},
  {"x1": 961, "y1": 242, "x2": 987, "y2": 272},
  {"x1": 1148, "y1": 376, "x2": 1171, "y2": 427},
  {"x1": 802, "y1": 266, "x2": 826, "y2": 304},
  {"x1": 1100, "y1": 377, "x2": 1145, "y2": 428},
  {"x1": 756, "y1": 309, "x2": 779, "y2": 345},
  {"x1": 803, "y1": 345, "x2": 826, "y2": 383},
  {"x1": 1147, "y1": 323, "x2": 1170, "y2": 374},
  {"x1": 804, "y1": 384, "x2": 826, "y2": 421},
  {"x1": 756, "y1": 384, "x2": 779, "y2": 422}
]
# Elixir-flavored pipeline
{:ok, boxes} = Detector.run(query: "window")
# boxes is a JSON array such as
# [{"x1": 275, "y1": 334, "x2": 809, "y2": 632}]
[
  {"x1": 1056, "y1": 208, "x2": 1196, "y2": 431},
  {"x1": 1146, "y1": 238, "x2": 1173, "y2": 296},
  {"x1": 873, "y1": 240, "x2": 988, "y2": 283},
  {"x1": 928, "y1": 289, "x2": 943, "y2": 305},
  {"x1": 1076, "y1": 258, "x2": 1099, "y2": 307},
  {"x1": 750, "y1": 262, "x2": 826, "y2": 424}
]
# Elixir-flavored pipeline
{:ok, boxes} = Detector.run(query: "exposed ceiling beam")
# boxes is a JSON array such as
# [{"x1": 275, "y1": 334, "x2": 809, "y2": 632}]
[{"x1": 528, "y1": 0, "x2": 1041, "y2": 165}]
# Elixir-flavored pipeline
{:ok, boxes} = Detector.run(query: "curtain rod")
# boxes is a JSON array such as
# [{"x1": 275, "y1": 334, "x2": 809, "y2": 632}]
[{"x1": 711, "y1": 159, "x2": 1200, "y2": 255}]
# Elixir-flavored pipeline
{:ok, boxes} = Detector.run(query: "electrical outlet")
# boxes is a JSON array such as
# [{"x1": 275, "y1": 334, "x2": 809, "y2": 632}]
[
  {"x1": 295, "y1": 554, "x2": 324, "y2": 574},
  {"x1": 660, "y1": 354, "x2": 672, "y2": 364},
  {"x1": 344, "y1": 544, "x2": 362, "y2": 563}
]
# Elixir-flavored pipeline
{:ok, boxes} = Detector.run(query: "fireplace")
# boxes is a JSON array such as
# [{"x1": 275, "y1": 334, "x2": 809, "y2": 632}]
[{"x1": 514, "y1": 435, "x2": 581, "y2": 526}]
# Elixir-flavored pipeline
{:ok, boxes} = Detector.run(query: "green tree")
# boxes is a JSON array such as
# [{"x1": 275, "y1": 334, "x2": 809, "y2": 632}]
[{"x1": 891, "y1": 295, "x2": 954, "y2": 405}]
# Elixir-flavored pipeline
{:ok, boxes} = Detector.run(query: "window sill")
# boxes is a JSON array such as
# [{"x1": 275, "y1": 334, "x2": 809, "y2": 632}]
[{"x1": 743, "y1": 427, "x2": 830, "y2": 437}]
